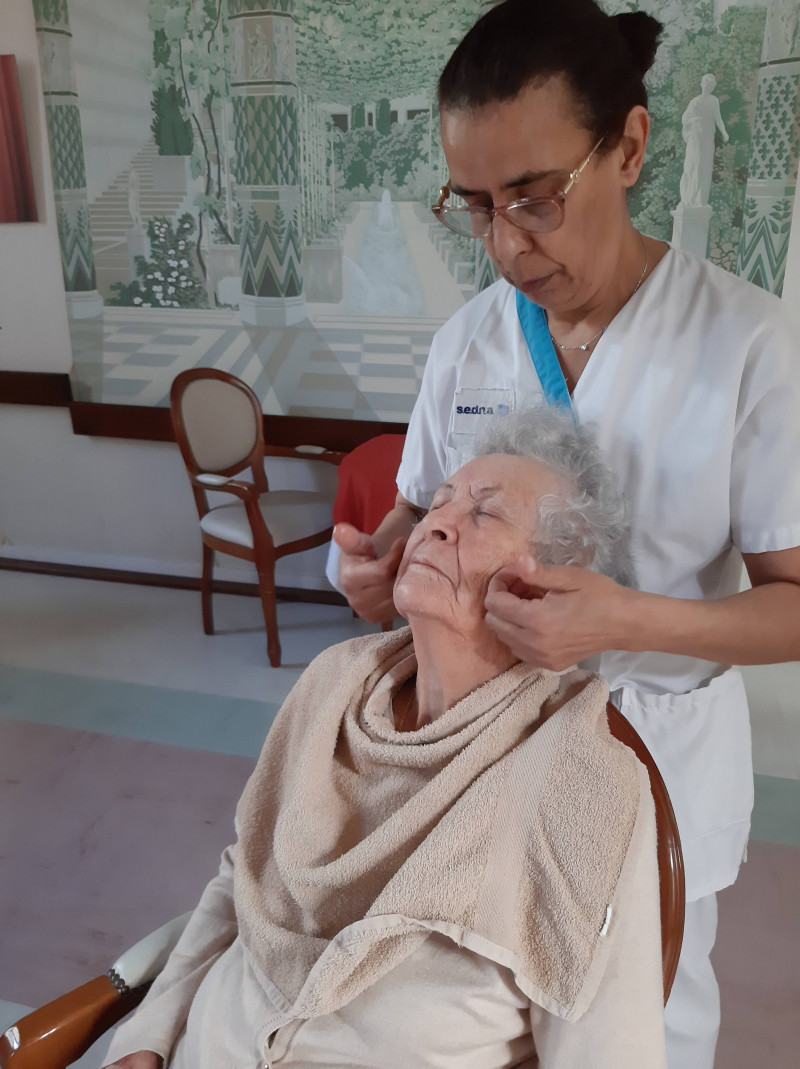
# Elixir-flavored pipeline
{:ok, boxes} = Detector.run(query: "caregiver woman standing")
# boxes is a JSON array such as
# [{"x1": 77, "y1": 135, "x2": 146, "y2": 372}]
[{"x1": 335, "y1": 2, "x2": 800, "y2": 1066}]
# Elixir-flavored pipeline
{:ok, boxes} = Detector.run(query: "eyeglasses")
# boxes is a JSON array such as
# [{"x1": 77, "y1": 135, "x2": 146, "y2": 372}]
[{"x1": 431, "y1": 137, "x2": 604, "y2": 239}]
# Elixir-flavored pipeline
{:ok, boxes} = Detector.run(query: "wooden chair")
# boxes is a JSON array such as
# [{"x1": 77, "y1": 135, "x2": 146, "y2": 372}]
[
  {"x1": 331, "y1": 434, "x2": 407, "y2": 536},
  {"x1": 170, "y1": 368, "x2": 342, "y2": 667},
  {"x1": 606, "y1": 702, "x2": 685, "y2": 998},
  {"x1": 0, "y1": 704, "x2": 684, "y2": 1069},
  {"x1": 328, "y1": 433, "x2": 406, "y2": 632}
]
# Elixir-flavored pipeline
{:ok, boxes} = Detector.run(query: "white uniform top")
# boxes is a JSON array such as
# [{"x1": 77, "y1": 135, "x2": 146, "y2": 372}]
[{"x1": 397, "y1": 247, "x2": 800, "y2": 900}]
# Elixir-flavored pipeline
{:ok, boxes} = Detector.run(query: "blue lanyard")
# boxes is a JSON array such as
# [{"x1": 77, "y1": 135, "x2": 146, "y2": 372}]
[{"x1": 515, "y1": 290, "x2": 573, "y2": 412}]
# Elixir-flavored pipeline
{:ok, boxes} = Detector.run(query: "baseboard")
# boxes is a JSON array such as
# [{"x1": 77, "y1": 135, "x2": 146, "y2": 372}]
[
  {"x1": 0, "y1": 555, "x2": 348, "y2": 606},
  {"x1": 0, "y1": 545, "x2": 333, "y2": 590},
  {"x1": 0, "y1": 370, "x2": 72, "y2": 406}
]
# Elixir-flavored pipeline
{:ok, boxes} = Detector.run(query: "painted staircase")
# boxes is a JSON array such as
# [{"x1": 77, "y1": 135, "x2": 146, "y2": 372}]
[{"x1": 89, "y1": 140, "x2": 188, "y2": 251}]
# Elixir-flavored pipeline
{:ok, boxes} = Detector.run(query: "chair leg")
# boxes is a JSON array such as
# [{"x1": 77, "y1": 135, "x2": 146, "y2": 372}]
[
  {"x1": 256, "y1": 564, "x2": 282, "y2": 668},
  {"x1": 201, "y1": 544, "x2": 214, "y2": 635}
]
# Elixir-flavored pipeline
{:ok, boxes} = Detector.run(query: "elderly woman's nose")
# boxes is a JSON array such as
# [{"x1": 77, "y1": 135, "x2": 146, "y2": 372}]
[{"x1": 426, "y1": 503, "x2": 460, "y2": 541}]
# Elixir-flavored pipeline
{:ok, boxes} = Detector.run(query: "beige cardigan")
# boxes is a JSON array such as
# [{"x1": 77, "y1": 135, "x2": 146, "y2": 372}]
[{"x1": 105, "y1": 632, "x2": 667, "y2": 1068}]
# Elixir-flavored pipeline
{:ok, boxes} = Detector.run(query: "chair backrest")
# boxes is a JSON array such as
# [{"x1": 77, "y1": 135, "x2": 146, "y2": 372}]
[
  {"x1": 171, "y1": 369, "x2": 265, "y2": 481},
  {"x1": 607, "y1": 702, "x2": 685, "y2": 1003},
  {"x1": 333, "y1": 434, "x2": 406, "y2": 535}
]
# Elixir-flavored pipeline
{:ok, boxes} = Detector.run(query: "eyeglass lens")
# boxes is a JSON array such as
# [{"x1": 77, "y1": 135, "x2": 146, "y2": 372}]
[{"x1": 439, "y1": 198, "x2": 564, "y2": 238}]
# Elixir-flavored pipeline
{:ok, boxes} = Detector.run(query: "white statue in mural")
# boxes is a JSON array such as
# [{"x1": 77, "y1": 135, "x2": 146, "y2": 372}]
[
  {"x1": 679, "y1": 74, "x2": 729, "y2": 208},
  {"x1": 127, "y1": 167, "x2": 143, "y2": 232},
  {"x1": 41, "y1": 34, "x2": 71, "y2": 95},
  {"x1": 248, "y1": 24, "x2": 270, "y2": 79}
]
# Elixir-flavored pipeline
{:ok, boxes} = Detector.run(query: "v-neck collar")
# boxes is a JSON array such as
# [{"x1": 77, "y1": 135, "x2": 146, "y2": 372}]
[{"x1": 514, "y1": 247, "x2": 674, "y2": 406}]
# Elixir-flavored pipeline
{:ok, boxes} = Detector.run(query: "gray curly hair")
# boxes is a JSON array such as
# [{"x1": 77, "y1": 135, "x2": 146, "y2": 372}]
[{"x1": 472, "y1": 407, "x2": 635, "y2": 587}]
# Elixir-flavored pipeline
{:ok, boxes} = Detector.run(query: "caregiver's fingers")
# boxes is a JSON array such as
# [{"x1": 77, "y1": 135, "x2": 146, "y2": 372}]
[
  {"x1": 339, "y1": 537, "x2": 406, "y2": 624},
  {"x1": 333, "y1": 522, "x2": 377, "y2": 561}
]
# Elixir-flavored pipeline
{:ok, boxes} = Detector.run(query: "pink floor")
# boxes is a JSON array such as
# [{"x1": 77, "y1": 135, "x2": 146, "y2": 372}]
[
  {"x1": 0, "y1": 719, "x2": 254, "y2": 1007},
  {"x1": 714, "y1": 840, "x2": 800, "y2": 1068},
  {"x1": 1, "y1": 717, "x2": 797, "y2": 1064}
]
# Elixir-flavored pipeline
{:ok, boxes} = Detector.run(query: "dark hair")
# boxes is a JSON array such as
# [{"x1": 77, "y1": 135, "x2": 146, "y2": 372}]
[{"x1": 438, "y1": 0, "x2": 662, "y2": 149}]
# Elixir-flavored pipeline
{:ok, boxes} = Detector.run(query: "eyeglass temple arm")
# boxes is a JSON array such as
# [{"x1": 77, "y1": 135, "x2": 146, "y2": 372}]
[{"x1": 563, "y1": 136, "x2": 605, "y2": 196}]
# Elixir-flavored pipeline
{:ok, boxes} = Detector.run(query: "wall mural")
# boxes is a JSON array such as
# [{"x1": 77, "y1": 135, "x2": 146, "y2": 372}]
[{"x1": 33, "y1": 0, "x2": 800, "y2": 418}]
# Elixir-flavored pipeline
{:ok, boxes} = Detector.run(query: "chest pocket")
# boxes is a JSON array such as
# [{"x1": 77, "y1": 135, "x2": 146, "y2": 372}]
[{"x1": 446, "y1": 388, "x2": 516, "y2": 476}]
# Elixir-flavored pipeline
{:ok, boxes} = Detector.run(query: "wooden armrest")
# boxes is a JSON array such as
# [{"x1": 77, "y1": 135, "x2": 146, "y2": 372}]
[
  {"x1": 193, "y1": 474, "x2": 257, "y2": 501},
  {"x1": 264, "y1": 445, "x2": 345, "y2": 465},
  {"x1": 0, "y1": 976, "x2": 147, "y2": 1069},
  {"x1": 607, "y1": 703, "x2": 685, "y2": 1002},
  {"x1": 0, "y1": 913, "x2": 192, "y2": 1069},
  {"x1": 294, "y1": 445, "x2": 345, "y2": 464},
  {"x1": 293, "y1": 444, "x2": 327, "y2": 455},
  {"x1": 195, "y1": 472, "x2": 233, "y2": 487}
]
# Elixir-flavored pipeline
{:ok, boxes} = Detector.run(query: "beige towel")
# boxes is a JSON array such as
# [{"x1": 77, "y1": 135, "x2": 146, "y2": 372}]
[{"x1": 234, "y1": 628, "x2": 640, "y2": 1020}]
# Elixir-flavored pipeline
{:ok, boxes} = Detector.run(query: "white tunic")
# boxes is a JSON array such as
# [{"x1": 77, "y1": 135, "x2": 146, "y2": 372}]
[{"x1": 396, "y1": 247, "x2": 800, "y2": 900}]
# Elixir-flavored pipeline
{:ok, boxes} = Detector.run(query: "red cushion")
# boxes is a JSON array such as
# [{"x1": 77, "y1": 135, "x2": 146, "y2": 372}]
[{"x1": 333, "y1": 435, "x2": 407, "y2": 535}]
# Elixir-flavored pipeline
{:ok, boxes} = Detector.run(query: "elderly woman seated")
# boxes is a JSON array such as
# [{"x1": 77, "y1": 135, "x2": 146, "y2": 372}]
[{"x1": 105, "y1": 409, "x2": 665, "y2": 1069}]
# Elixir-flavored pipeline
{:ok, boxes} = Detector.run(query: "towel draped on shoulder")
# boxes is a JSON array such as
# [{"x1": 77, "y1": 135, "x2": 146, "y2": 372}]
[{"x1": 233, "y1": 628, "x2": 641, "y2": 1022}]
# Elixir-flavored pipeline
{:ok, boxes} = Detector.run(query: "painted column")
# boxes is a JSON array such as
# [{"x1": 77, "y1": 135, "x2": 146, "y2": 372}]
[
  {"x1": 34, "y1": 0, "x2": 103, "y2": 318},
  {"x1": 299, "y1": 91, "x2": 341, "y2": 303},
  {"x1": 228, "y1": 0, "x2": 305, "y2": 326},
  {"x1": 736, "y1": 5, "x2": 800, "y2": 296}
]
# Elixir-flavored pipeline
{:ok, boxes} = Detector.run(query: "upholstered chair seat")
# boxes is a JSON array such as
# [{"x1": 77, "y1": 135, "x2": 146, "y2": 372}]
[{"x1": 199, "y1": 492, "x2": 334, "y2": 549}]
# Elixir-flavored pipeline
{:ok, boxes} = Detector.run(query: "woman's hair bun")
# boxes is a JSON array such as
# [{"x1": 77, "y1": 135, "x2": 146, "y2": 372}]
[{"x1": 611, "y1": 11, "x2": 663, "y2": 77}]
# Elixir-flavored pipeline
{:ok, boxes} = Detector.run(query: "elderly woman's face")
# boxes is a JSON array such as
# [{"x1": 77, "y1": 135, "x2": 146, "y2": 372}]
[{"x1": 394, "y1": 454, "x2": 567, "y2": 629}]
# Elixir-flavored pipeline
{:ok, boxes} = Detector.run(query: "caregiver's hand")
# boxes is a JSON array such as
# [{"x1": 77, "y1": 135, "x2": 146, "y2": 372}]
[
  {"x1": 484, "y1": 555, "x2": 633, "y2": 670},
  {"x1": 335, "y1": 523, "x2": 406, "y2": 623},
  {"x1": 105, "y1": 1052, "x2": 163, "y2": 1069}
]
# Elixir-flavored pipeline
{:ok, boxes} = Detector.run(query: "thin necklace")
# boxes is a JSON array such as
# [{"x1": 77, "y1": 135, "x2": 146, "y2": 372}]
[
  {"x1": 549, "y1": 233, "x2": 649, "y2": 353},
  {"x1": 395, "y1": 680, "x2": 415, "y2": 733}
]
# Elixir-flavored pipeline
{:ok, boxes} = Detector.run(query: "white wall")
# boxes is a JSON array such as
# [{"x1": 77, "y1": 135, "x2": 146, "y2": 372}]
[
  {"x1": 0, "y1": 404, "x2": 332, "y2": 587},
  {"x1": 0, "y1": 405, "x2": 199, "y2": 572}
]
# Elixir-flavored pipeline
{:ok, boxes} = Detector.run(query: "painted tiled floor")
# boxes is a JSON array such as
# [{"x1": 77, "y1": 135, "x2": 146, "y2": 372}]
[
  {"x1": 0, "y1": 569, "x2": 798, "y2": 1067},
  {"x1": 69, "y1": 306, "x2": 442, "y2": 420}
]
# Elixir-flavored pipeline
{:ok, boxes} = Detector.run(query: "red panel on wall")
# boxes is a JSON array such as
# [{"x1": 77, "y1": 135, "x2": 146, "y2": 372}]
[{"x1": 0, "y1": 54, "x2": 38, "y2": 223}]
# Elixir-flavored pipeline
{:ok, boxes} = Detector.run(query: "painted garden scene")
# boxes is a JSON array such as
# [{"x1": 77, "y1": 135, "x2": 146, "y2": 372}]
[{"x1": 34, "y1": 0, "x2": 800, "y2": 417}]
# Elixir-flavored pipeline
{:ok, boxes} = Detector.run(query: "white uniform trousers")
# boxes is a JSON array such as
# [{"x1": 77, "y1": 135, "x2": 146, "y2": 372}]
[{"x1": 664, "y1": 894, "x2": 720, "y2": 1069}]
